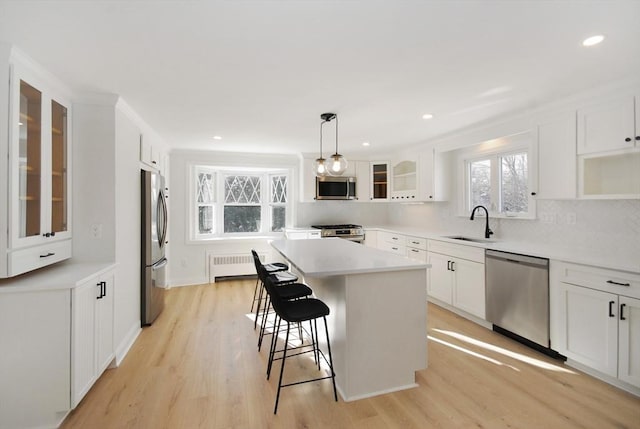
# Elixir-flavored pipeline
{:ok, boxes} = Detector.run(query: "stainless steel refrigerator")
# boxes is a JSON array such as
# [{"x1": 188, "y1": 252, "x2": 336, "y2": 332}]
[{"x1": 141, "y1": 170, "x2": 168, "y2": 325}]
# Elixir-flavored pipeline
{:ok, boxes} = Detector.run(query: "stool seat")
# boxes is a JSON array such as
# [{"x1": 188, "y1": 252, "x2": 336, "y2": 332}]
[
  {"x1": 272, "y1": 282, "x2": 313, "y2": 301},
  {"x1": 264, "y1": 262, "x2": 289, "y2": 273},
  {"x1": 276, "y1": 298, "x2": 329, "y2": 323}
]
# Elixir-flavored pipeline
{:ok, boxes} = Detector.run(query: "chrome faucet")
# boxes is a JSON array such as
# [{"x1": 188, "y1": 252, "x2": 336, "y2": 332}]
[{"x1": 470, "y1": 205, "x2": 493, "y2": 239}]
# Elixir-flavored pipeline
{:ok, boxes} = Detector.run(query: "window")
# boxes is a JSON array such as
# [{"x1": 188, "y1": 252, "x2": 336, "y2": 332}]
[
  {"x1": 191, "y1": 166, "x2": 289, "y2": 239},
  {"x1": 464, "y1": 139, "x2": 534, "y2": 218}
]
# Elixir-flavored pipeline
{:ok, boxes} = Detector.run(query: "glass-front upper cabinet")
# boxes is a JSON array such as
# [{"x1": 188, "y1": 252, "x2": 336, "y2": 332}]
[
  {"x1": 9, "y1": 64, "x2": 72, "y2": 250},
  {"x1": 50, "y1": 99, "x2": 68, "y2": 235},
  {"x1": 18, "y1": 80, "x2": 42, "y2": 239},
  {"x1": 370, "y1": 162, "x2": 389, "y2": 200}
]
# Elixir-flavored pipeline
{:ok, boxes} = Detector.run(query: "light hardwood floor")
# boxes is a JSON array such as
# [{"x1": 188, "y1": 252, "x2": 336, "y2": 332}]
[{"x1": 61, "y1": 279, "x2": 640, "y2": 429}]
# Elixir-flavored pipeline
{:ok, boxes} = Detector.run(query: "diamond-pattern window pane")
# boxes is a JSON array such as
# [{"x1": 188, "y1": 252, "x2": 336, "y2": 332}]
[
  {"x1": 225, "y1": 175, "x2": 261, "y2": 204},
  {"x1": 271, "y1": 175, "x2": 288, "y2": 203},
  {"x1": 196, "y1": 172, "x2": 214, "y2": 203}
]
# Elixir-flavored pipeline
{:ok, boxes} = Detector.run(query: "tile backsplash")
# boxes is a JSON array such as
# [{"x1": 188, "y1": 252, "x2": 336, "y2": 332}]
[
  {"x1": 389, "y1": 199, "x2": 640, "y2": 257},
  {"x1": 297, "y1": 199, "x2": 640, "y2": 260}
]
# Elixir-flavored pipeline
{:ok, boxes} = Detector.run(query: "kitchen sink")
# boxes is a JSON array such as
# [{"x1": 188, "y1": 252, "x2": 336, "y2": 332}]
[{"x1": 444, "y1": 235, "x2": 496, "y2": 243}]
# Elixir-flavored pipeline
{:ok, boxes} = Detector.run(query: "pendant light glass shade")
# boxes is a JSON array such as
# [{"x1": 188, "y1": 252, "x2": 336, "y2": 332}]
[
  {"x1": 314, "y1": 157, "x2": 327, "y2": 176},
  {"x1": 328, "y1": 153, "x2": 348, "y2": 176}
]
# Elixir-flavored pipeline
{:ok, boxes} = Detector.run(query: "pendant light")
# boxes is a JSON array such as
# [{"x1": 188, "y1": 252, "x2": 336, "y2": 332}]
[
  {"x1": 323, "y1": 113, "x2": 348, "y2": 176},
  {"x1": 314, "y1": 114, "x2": 329, "y2": 177}
]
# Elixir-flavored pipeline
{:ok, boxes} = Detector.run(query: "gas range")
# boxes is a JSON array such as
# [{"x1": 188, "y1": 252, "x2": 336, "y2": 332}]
[{"x1": 311, "y1": 224, "x2": 365, "y2": 242}]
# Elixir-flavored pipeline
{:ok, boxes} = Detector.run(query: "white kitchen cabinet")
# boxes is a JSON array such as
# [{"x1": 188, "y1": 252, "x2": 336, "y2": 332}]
[
  {"x1": 618, "y1": 295, "x2": 640, "y2": 388},
  {"x1": 377, "y1": 230, "x2": 407, "y2": 256},
  {"x1": 426, "y1": 251, "x2": 453, "y2": 302},
  {"x1": 578, "y1": 149, "x2": 640, "y2": 199},
  {"x1": 550, "y1": 260, "x2": 640, "y2": 390},
  {"x1": 363, "y1": 229, "x2": 377, "y2": 248},
  {"x1": 390, "y1": 159, "x2": 418, "y2": 200},
  {"x1": 535, "y1": 112, "x2": 577, "y2": 199},
  {"x1": 1, "y1": 47, "x2": 73, "y2": 278},
  {"x1": 577, "y1": 94, "x2": 639, "y2": 155},
  {"x1": 285, "y1": 229, "x2": 322, "y2": 240},
  {"x1": 369, "y1": 161, "x2": 389, "y2": 201},
  {"x1": 427, "y1": 240, "x2": 486, "y2": 319},
  {"x1": 406, "y1": 236, "x2": 427, "y2": 262},
  {"x1": 140, "y1": 134, "x2": 165, "y2": 172},
  {"x1": 0, "y1": 288, "x2": 71, "y2": 429},
  {"x1": 354, "y1": 160, "x2": 371, "y2": 201},
  {"x1": 72, "y1": 269, "x2": 115, "y2": 407},
  {"x1": 420, "y1": 148, "x2": 451, "y2": 201}
]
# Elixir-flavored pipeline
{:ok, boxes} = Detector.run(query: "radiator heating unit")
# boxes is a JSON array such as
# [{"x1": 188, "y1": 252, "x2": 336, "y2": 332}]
[{"x1": 207, "y1": 251, "x2": 265, "y2": 283}]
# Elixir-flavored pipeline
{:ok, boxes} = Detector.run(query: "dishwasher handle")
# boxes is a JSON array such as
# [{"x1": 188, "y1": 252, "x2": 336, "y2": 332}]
[{"x1": 485, "y1": 249, "x2": 549, "y2": 268}]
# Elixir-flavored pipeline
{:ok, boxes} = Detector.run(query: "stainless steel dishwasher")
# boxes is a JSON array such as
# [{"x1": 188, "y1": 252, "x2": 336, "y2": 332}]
[{"x1": 485, "y1": 250, "x2": 550, "y2": 350}]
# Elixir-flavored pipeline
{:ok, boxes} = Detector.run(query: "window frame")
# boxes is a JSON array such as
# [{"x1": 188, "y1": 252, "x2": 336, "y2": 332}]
[
  {"x1": 189, "y1": 165, "x2": 291, "y2": 241},
  {"x1": 459, "y1": 133, "x2": 536, "y2": 219}
]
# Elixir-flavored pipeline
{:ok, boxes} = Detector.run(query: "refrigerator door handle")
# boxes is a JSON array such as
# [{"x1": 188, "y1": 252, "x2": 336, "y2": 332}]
[{"x1": 152, "y1": 258, "x2": 168, "y2": 270}]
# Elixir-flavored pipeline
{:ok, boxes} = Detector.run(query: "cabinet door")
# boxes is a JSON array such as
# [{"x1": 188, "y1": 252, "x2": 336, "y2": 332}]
[
  {"x1": 427, "y1": 252, "x2": 453, "y2": 304},
  {"x1": 452, "y1": 258, "x2": 485, "y2": 319},
  {"x1": 0, "y1": 289, "x2": 70, "y2": 429},
  {"x1": 96, "y1": 272, "x2": 115, "y2": 375},
  {"x1": 370, "y1": 162, "x2": 389, "y2": 200},
  {"x1": 72, "y1": 280, "x2": 98, "y2": 407},
  {"x1": 577, "y1": 95, "x2": 636, "y2": 154},
  {"x1": 536, "y1": 113, "x2": 577, "y2": 199},
  {"x1": 354, "y1": 160, "x2": 371, "y2": 201},
  {"x1": 554, "y1": 282, "x2": 618, "y2": 377},
  {"x1": 618, "y1": 296, "x2": 640, "y2": 389},
  {"x1": 391, "y1": 160, "x2": 417, "y2": 200}
]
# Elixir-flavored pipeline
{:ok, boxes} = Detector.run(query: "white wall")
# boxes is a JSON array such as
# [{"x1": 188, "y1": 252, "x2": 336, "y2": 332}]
[
  {"x1": 168, "y1": 150, "x2": 300, "y2": 286},
  {"x1": 73, "y1": 96, "x2": 169, "y2": 362},
  {"x1": 73, "y1": 100, "x2": 117, "y2": 262}
]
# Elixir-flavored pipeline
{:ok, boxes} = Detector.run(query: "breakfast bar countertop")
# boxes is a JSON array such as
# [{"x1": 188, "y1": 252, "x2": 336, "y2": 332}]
[{"x1": 270, "y1": 237, "x2": 429, "y2": 277}]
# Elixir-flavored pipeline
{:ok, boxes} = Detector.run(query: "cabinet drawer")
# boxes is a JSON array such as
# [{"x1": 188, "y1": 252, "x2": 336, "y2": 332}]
[
  {"x1": 406, "y1": 236, "x2": 427, "y2": 250},
  {"x1": 378, "y1": 231, "x2": 406, "y2": 246},
  {"x1": 551, "y1": 260, "x2": 640, "y2": 299},
  {"x1": 378, "y1": 240, "x2": 407, "y2": 256},
  {"x1": 407, "y1": 247, "x2": 427, "y2": 262},
  {"x1": 8, "y1": 240, "x2": 72, "y2": 276},
  {"x1": 427, "y1": 240, "x2": 485, "y2": 263}
]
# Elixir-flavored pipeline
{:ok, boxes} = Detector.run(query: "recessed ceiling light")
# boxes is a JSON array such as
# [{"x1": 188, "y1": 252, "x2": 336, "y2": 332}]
[
  {"x1": 422, "y1": 113, "x2": 434, "y2": 120},
  {"x1": 582, "y1": 35, "x2": 604, "y2": 47},
  {"x1": 362, "y1": 142, "x2": 370, "y2": 147},
  {"x1": 213, "y1": 135, "x2": 222, "y2": 140}
]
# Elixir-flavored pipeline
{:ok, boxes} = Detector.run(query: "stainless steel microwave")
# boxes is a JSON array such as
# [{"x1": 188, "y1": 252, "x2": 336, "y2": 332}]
[{"x1": 315, "y1": 176, "x2": 357, "y2": 200}]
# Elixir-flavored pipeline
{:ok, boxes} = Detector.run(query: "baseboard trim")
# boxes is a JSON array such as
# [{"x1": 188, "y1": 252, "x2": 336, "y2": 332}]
[{"x1": 114, "y1": 320, "x2": 142, "y2": 366}]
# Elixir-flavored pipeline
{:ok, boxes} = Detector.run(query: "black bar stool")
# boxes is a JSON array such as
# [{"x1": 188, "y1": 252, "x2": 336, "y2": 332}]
[
  {"x1": 250, "y1": 249, "x2": 288, "y2": 313},
  {"x1": 256, "y1": 265, "x2": 312, "y2": 350},
  {"x1": 251, "y1": 250, "x2": 298, "y2": 330},
  {"x1": 263, "y1": 275, "x2": 338, "y2": 414}
]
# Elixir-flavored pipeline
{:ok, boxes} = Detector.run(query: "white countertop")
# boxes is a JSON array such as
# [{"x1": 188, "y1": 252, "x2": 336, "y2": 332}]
[
  {"x1": 271, "y1": 238, "x2": 428, "y2": 277},
  {"x1": 0, "y1": 261, "x2": 117, "y2": 293},
  {"x1": 365, "y1": 225, "x2": 640, "y2": 274}
]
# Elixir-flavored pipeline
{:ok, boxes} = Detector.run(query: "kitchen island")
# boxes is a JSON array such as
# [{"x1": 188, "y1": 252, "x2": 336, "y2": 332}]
[{"x1": 270, "y1": 238, "x2": 429, "y2": 401}]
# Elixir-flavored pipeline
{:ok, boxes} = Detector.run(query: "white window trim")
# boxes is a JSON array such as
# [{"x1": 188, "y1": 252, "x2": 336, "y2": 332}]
[
  {"x1": 188, "y1": 165, "x2": 291, "y2": 242},
  {"x1": 457, "y1": 132, "x2": 536, "y2": 220}
]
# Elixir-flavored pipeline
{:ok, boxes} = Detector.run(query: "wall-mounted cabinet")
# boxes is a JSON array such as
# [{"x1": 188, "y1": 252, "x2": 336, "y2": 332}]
[
  {"x1": 577, "y1": 94, "x2": 639, "y2": 155},
  {"x1": 140, "y1": 134, "x2": 166, "y2": 172},
  {"x1": 390, "y1": 160, "x2": 417, "y2": 200},
  {"x1": 1, "y1": 47, "x2": 72, "y2": 278},
  {"x1": 370, "y1": 161, "x2": 389, "y2": 201},
  {"x1": 535, "y1": 113, "x2": 577, "y2": 199},
  {"x1": 579, "y1": 149, "x2": 640, "y2": 198},
  {"x1": 420, "y1": 148, "x2": 450, "y2": 201}
]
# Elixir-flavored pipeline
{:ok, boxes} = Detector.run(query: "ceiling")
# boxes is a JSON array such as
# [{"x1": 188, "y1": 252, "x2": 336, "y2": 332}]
[{"x1": 1, "y1": 1, "x2": 639, "y2": 157}]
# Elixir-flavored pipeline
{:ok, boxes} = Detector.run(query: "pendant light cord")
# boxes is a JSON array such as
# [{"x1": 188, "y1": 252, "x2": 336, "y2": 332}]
[{"x1": 334, "y1": 114, "x2": 339, "y2": 155}]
